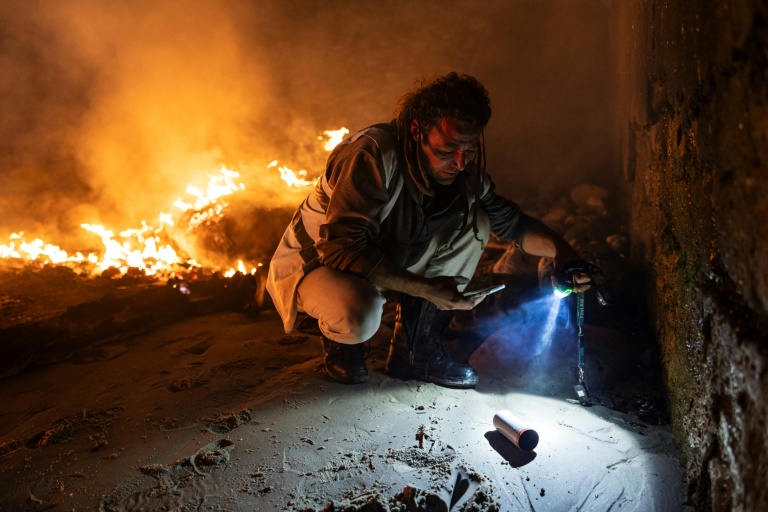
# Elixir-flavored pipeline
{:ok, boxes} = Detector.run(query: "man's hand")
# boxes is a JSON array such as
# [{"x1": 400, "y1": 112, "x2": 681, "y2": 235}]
[
  {"x1": 570, "y1": 273, "x2": 593, "y2": 293},
  {"x1": 420, "y1": 276, "x2": 484, "y2": 311},
  {"x1": 553, "y1": 250, "x2": 593, "y2": 293},
  {"x1": 551, "y1": 253, "x2": 611, "y2": 298},
  {"x1": 551, "y1": 268, "x2": 593, "y2": 293},
  {"x1": 368, "y1": 258, "x2": 482, "y2": 310},
  {"x1": 518, "y1": 217, "x2": 593, "y2": 293}
]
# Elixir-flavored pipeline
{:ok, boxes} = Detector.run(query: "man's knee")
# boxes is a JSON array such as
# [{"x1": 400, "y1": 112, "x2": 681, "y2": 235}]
[
  {"x1": 332, "y1": 292, "x2": 386, "y2": 343},
  {"x1": 299, "y1": 267, "x2": 386, "y2": 343}
]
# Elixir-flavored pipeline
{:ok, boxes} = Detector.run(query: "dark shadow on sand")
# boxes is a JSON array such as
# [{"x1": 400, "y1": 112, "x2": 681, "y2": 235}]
[{"x1": 484, "y1": 431, "x2": 536, "y2": 468}]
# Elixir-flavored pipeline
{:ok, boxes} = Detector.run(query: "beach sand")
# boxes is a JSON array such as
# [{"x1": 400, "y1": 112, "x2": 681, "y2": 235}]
[{"x1": 0, "y1": 271, "x2": 689, "y2": 511}]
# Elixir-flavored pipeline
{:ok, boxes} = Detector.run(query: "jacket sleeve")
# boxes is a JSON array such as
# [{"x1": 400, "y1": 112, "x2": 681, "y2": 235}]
[
  {"x1": 477, "y1": 173, "x2": 530, "y2": 243},
  {"x1": 316, "y1": 147, "x2": 390, "y2": 277}
]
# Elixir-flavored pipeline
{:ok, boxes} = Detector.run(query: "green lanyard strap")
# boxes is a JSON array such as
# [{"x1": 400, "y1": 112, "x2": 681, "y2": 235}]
[{"x1": 577, "y1": 291, "x2": 586, "y2": 383}]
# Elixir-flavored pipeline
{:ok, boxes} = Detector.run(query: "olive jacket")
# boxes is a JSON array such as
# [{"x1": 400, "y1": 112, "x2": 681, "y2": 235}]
[{"x1": 266, "y1": 122, "x2": 528, "y2": 333}]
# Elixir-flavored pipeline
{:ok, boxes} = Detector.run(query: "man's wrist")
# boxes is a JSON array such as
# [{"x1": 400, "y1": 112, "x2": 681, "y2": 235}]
[
  {"x1": 368, "y1": 257, "x2": 428, "y2": 297},
  {"x1": 407, "y1": 275, "x2": 431, "y2": 299}
]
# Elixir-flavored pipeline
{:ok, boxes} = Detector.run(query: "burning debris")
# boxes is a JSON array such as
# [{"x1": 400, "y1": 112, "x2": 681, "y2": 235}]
[
  {"x1": 0, "y1": 127, "x2": 352, "y2": 381},
  {"x1": 0, "y1": 129, "x2": 348, "y2": 280}
]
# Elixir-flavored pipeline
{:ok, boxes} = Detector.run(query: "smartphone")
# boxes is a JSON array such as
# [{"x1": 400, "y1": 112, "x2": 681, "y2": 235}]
[{"x1": 463, "y1": 284, "x2": 506, "y2": 298}]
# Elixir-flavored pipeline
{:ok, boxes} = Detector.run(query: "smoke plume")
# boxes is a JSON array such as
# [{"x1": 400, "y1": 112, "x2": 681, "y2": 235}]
[{"x1": 0, "y1": 0, "x2": 615, "y2": 253}]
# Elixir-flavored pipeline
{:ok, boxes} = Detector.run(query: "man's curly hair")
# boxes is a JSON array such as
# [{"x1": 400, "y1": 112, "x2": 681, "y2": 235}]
[
  {"x1": 395, "y1": 72, "x2": 492, "y2": 143},
  {"x1": 394, "y1": 72, "x2": 492, "y2": 243}
]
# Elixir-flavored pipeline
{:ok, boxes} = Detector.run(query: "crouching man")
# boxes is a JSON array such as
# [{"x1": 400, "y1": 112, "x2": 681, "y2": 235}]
[{"x1": 267, "y1": 73, "x2": 588, "y2": 388}]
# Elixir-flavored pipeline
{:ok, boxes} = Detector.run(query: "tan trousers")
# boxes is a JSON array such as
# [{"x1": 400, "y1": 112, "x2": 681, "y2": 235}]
[{"x1": 297, "y1": 211, "x2": 490, "y2": 344}]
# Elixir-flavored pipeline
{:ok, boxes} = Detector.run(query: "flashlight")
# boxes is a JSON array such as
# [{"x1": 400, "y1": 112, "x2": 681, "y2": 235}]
[
  {"x1": 552, "y1": 260, "x2": 609, "y2": 305},
  {"x1": 493, "y1": 410, "x2": 539, "y2": 451},
  {"x1": 552, "y1": 260, "x2": 611, "y2": 407},
  {"x1": 553, "y1": 283, "x2": 573, "y2": 298}
]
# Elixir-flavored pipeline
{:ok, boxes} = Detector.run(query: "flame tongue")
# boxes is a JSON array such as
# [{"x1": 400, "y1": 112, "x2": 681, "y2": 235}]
[
  {"x1": 80, "y1": 222, "x2": 179, "y2": 276},
  {"x1": 321, "y1": 127, "x2": 349, "y2": 151},
  {"x1": 268, "y1": 160, "x2": 315, "y2": 188},
  {"x1": 0, "y1": 234, "x2": 76, "y2": 264},
  {"x1": 174, "y1": 166, "x2": 245, "y2": 230}
]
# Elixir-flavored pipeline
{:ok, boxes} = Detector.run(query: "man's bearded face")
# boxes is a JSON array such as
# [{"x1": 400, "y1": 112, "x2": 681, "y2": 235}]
[{"x1": 412, "y1": 118, "x2": 480, "y2": 186}]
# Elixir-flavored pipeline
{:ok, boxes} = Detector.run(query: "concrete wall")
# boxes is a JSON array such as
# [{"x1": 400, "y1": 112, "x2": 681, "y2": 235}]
[{"x1": 614, "y1": 1, "x2": 768, "y2": 509}]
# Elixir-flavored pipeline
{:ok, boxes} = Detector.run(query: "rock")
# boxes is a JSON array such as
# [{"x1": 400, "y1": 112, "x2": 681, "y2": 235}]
[
  {"x1": 564, "y1": 213, "x2": 611, "y2": 243},
  {"x1": 540, "y1": 207, "x2": 570, "y2": 231},
  {"x1": 570, "y1": 184, "x2": 609, "y2": 215},
  {"x1": 606, "y1": 234, "x2": 629, "y2": 256}
]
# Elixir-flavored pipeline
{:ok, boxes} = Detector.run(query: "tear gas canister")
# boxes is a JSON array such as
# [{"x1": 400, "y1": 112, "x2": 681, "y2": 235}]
[{"x1": 493, "y1": 410, "x2": 539, "y2": 451}]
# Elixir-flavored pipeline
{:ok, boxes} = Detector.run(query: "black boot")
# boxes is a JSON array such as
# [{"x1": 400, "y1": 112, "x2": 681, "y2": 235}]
[
  {"x1": 385, "y1": 294, "x2": 478, "y2": 388},
  {"x1": 321, "y1": 336, "x2": 368, "y2": 384}
]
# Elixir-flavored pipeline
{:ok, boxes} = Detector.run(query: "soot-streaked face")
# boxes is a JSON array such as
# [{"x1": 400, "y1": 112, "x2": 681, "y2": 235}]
[{"x1": 411, "y1": 118, "x2": 480, "y2": 186}]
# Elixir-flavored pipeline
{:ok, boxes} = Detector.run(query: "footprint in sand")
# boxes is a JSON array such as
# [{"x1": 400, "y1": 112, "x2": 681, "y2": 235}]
[
  {"x1": 72, "y1": 345, "x2": 129, "y2": 364},
  {"x1": 278, "y1": 335, "x2": 309, "y2": 346},
  {"x1": 167, "y1": 376, "x2": 207, "y2": 392},
  {"x1": 206, "y1": 410, "x2": 252, "y2": 434},
  {"x1": 103, "y1": 439, "x2": 236, "y2": 510},
  {"x1": 181, "y1": 337, "x2": 215, "y2": 355}
]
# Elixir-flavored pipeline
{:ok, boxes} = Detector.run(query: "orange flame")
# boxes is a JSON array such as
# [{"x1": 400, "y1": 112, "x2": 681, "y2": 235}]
[
  {"x1": 0, "y1": 233, "x2": 79, "y2": 264},
  {"x1": 80, "y1": 221, "x2": 181, "y2": 276},
  {"x1": 174, "y1": 166, "x2": 245, "y2": 229},
  {"x1": 269, "y1": 160, "x2": 315, "y2": 188},
  {"x1": 320, "y1": 127, "x2": 349, "y2": 151},
  {"x1": 272, "y1": 127, "x2": 347, "y2": 188}
]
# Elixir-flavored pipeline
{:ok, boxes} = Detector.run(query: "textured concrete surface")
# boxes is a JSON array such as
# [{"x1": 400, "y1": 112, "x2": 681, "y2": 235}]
[{"x1": 614, "y1": 1, "x2": 768, "y2": 510}]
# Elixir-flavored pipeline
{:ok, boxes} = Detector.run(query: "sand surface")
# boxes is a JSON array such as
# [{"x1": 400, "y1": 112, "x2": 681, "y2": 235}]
[{"x1": 0, "y1": 290, "x2": 690, "y2": 511}]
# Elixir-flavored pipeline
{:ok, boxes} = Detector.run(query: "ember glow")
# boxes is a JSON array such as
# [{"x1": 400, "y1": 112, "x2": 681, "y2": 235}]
[
  {"x1": 0, "y1": 128, "x2": 348, "y2": 278},
  {"x1": 224, "y1": 260, "x2": 263, "y2": 278}
]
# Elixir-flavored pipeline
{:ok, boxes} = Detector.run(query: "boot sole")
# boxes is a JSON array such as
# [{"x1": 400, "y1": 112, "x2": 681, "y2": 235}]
[{"x1": 425, "y1": 376, "x2": 478, "y2": 389}]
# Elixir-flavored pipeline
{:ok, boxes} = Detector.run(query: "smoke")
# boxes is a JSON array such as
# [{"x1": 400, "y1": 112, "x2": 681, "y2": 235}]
[
  {"x1": 466, "y1": 292, "x2": 580, "y2": 395},
  {"x1": 0, "y1": 0, "x2": 615, "y2": 253},
  {"x1": 1, "y1": 1, "x2": 281, "y2": 247}
]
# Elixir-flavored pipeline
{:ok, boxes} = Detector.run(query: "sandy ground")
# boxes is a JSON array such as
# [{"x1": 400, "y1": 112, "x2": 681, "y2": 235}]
[
  {"x1": 0, "y1": 189, "x2": 690, "y2": 511},
  {"x1": 0, "y1": 281, "x2": 691, "y2": 511}
]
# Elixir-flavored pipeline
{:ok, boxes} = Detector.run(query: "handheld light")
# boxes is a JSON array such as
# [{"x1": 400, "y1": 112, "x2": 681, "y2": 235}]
[
  {"x1": 551, "y1": 260, "x2": 610, "y2": 305},
  {"x1": 553, "y1": 284, "x2": 573, "y2": 298},
  {"x1": 551, "y1": 260, "x2": 611, "y2": 406}
]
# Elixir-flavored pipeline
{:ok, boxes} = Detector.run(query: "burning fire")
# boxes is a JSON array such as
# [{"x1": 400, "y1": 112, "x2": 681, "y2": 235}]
[
  {"x1": 320, "y1": 127, "x2": 349, "y2": 151},
  {"x1": 173, "y1": 166, "x2": 245, "y2": 229},
  {"x1": 0, "y1": 233, "x2": 77, "y2": 264},
  {"x1": 79, "y1": 221, "x2": 179, "y2": 276},
  {"x1": 1, "y1": 128, "x2": 348, "y2": 277},
  {"x1": 268, "y1": 161, "x2": 315, "y2": 188}
]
